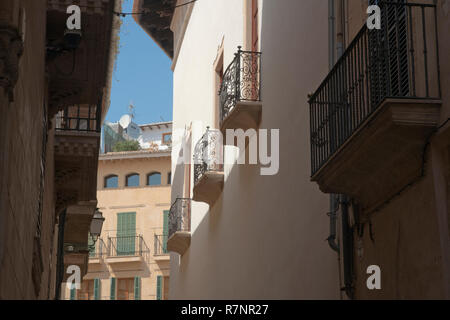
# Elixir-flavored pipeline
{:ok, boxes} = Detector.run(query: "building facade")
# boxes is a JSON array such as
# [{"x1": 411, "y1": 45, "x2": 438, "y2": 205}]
[
  {"x1": 62, "y1": 123, "x2": 172, "y2": 300},
  {"x1": 0, "y1": 0, "x2": 120, "y2": 299},
  {"x1": 134, "y1": 0, "x2": 450, "y2": 300}
]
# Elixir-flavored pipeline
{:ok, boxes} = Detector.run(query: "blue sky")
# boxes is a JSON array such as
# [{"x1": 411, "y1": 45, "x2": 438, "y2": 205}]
[{"x1": 106, "y1": 0, "x2": 173, "y2": 125}]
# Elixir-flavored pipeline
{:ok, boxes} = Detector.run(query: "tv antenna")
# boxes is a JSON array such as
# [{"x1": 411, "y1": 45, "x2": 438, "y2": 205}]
[{"x1": 127, "y1": 101, "x2": 136, "y2": 119}]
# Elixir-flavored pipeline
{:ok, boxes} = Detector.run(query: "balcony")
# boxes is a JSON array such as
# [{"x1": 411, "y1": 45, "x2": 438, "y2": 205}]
[
  {"x1": 54, "y1": 104, "x2": 101, "y2": 214},
  {"x1": 105, "y1": 235, "x2": 149, "y2": 266},
  {"x1": 219, "y1": 47, "x2": 262, "y2": 140},
  {"x1": 154, "y1": 234, "x2": 170, "y2": 262},
  {"x1": 88, "y1": 238, "x2": 107, "y2": 265},
  {"x1": 193, "y1": 128, "x2": 224, "y2": 205},
  {"x1": 309, "y1": 2, "x2": 441, "y2": 212},
  {"x1": 167, "y1": 198, "x2": 191, "y2": 255}
]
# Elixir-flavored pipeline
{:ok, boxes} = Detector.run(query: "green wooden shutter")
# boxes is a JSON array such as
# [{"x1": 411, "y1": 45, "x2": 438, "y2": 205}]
[
  {"x1": 94, "y1": 278, "x2": 100, "y2": 300},
  {"x1": 156, "y1": 276, "x2": 162, "y2": 300},
  {"x1": 110, "y1": 278, "x2": 116, "y2": 300},
  {"x1": 163, "y1": 210, "x2": 169, "y2": 253},
  {"x1": 134, "y1": 276, "x2": 141, "y2": 300},
  {"x1": 70, "y1": 286, "x2": 76, "y2": 300},
  {"x1": 117, "y1": 212, "x2": 136, "y2": 255}
]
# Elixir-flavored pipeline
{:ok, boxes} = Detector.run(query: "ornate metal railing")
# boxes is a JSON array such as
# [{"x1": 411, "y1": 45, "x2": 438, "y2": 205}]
[
  {"x1": 168, "y1": 198, "x2": 191, "y2": 239},
  {"x1": 89, "y1": 238, "x2": 107, "y2": 258},
  {"x1": 55, "y1": 104, "x2": 102, "y2": 132},
  {"x1": 107, "y1": 235, "x2": 149, "y2": 259},
  {"x1": 219, "y1": 46, "x2": 262, "y2": 124},
  {"x1": 193, "y1": 127, "x2": 223, "y2": 185},
  {"x1": 309, "y1": 1, "x2": 440, "y2": 176},
  {"x1": 154, "y1": 234, "x2": 168, "y2": 255}
]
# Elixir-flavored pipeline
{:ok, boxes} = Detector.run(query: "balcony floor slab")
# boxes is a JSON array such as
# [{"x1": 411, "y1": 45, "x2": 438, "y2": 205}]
[
  {"x1": 167, "y1": 231, "x2": 191, "y2": 256},
  {"x1": 312, "y1": 98, "x2": 441, "y2": 214},
  {"x1": 221, "y1": 101, "x2": 262, "y2": 143},
  {"x1": 193, "y1": 171, "x2": 224, "y2": 206}
]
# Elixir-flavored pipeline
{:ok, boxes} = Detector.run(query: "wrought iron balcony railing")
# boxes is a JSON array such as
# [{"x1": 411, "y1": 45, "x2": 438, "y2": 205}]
[
  {"x1": 154, "y1": 234, "x2": 168, "y2": 255},
  {"x1": 107, "y1": 235, "x2": 149, "y2": 258},
  {"x1": 193, "y1": 127, "x2": 223, "y2": 185},
  {"x1": 56, "y1": 104, "x2": 102, "y2": 133},
  {"x1": 309, "y1": 1, "x2": 441, "y2": 176},
  {"x1": 219, "y1": 47, "x2": 262, "y2": 124},
  {"x1": 168, "y1": 198, "x2": 191, "y2": 239},
  {"x1": 89, "y1": 238, "x2": 107, "y2": 258}
]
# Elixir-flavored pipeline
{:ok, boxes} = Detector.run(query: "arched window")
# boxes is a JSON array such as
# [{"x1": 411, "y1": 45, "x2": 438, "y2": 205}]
[
  {"x1": 126, "y1": 173, "x2": 140, "y2": 187},
  {"x1": 104, "y1": 175, "x2": 118, "y2": 189},
  {"x1": 167, "y1": 172, "x2": 171, "y2": 185},
  {"x1": 147, "y1": 172, "x2": 161, "y2": 186}
]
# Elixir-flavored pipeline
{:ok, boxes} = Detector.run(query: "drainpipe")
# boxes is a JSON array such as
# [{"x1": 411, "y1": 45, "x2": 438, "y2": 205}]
[
  {"x1": 328, "y1": 0, "x2": 336, "y2": 70},
  {"x1": 327, "y1": 0, "x2": 339, "y2": 253},
  {"x1": 327, "y1": 194, "x2": 340, "y2": 253},
  {"x1": 54, "y1": 209, "x2": 67, "y2": 300},
  {"x1": 336, "y1": 0, "x2": 345, "y2": 57},
  {"x1": 341, "y1": 195, "x2": 354, "y2": 299}
]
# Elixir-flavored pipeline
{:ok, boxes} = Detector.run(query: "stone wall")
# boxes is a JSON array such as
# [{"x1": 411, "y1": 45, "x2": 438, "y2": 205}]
[{"x1": 0, "y1": 0, "x2": 58, "y2": 299}]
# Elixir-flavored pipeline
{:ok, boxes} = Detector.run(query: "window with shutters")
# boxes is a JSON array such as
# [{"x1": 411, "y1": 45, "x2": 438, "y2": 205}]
[
  {"x1": 134, "y1": 277, "x2": 141, "y2": 300},
  {"x1": 77, "y1": 279, "x2": 95, "y2": 300},
  {"x1": 116, "y1": 212, "x2": 136, "y2": 255},
  {"x1": 156, "y1": 276, "x2": 162, "y2": 300},
  {"x1": 117, "y1": 278, "x2": 135, "y2": 300},
  {"x1": 110, "y1": 278, "x2": 116, "y2": 300},
  {"x1": 368, "y1": 0, "x2": 409, "y2": 109}
]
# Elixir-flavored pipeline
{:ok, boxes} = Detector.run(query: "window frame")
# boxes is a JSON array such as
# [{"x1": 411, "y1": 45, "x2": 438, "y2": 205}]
[
  {"x1": 125, "y1": 173, "x2": 140, "y2": 187},
  {"x1": 147, "y1": 172, "x2": 162, "y2": 186},
  {"x1": 162, "y1": 132, "x2": 172, "y2": 145},
  {"x1": 104, "y1": 174, "x2": 119, "y2": 189}
]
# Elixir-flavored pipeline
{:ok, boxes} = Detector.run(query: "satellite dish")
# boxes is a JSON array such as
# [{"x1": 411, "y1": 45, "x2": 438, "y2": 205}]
[{"x1": 119, "y1": 114, "x2": 132, "y2": 129}]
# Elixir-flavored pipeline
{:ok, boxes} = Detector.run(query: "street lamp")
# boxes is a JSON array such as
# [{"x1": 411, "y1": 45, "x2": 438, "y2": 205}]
[{"x1": 89, "y1": 209, "x2": 105, "y2": 248}]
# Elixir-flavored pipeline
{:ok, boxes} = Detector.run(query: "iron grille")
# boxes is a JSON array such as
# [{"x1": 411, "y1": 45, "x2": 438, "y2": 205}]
[
  {"x1": 107, "y1": 235, "x2": 149, "y2": 258},
  {"x1": 309, "y1": 1, "x2": 441, "y2": 176},
  {"x1": 168, "y1": 198, "x2": 191, "y2": 239},
  {"x1": 154, "y1": 234, "x2": 168, "y2": 255},
  {"x1": 193, "y1": 127, "x2": 223, "y2": 185},
  {"x1": 219, "y1": 46, "x2": 262, "y2": 124}
]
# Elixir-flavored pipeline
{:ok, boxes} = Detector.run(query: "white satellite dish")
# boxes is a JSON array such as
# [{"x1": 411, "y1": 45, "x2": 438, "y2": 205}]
[{"x1": 119, "y1": 114, "x2": 132, "y2": 129}]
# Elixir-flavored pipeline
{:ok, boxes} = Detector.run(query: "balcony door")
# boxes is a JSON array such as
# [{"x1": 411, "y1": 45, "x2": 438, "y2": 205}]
[
  {"x1": 117, "y1": 278, "x2": 134, "y2": 300},
  {"x1": 77, "y1": 279, "x2": 95, "y2": 300},
  {"x1": 117, "y1": 212, "x2": 136, "y2": 256},
  {"x1": 368, "y1": 0, "x2": 409, "y2": 108}
]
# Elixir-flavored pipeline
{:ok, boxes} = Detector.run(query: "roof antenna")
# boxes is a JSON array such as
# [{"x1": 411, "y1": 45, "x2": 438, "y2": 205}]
[{"x1": 128, "y1": 101, "x2": 136, "y2": 119}]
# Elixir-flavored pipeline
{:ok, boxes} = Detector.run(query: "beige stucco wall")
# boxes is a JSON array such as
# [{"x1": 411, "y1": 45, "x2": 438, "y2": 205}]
[
  {"x1": 169, "y1": 0, "x2": 340, "y2": 299},
  {"x1": 62, "y1": 153, "x2": 171, "y2": 299}
]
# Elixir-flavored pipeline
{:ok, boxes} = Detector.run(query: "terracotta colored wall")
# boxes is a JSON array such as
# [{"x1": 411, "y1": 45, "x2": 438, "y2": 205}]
[{"x1": 61, "y1": 155, "x2": 171, "y2": 300}]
